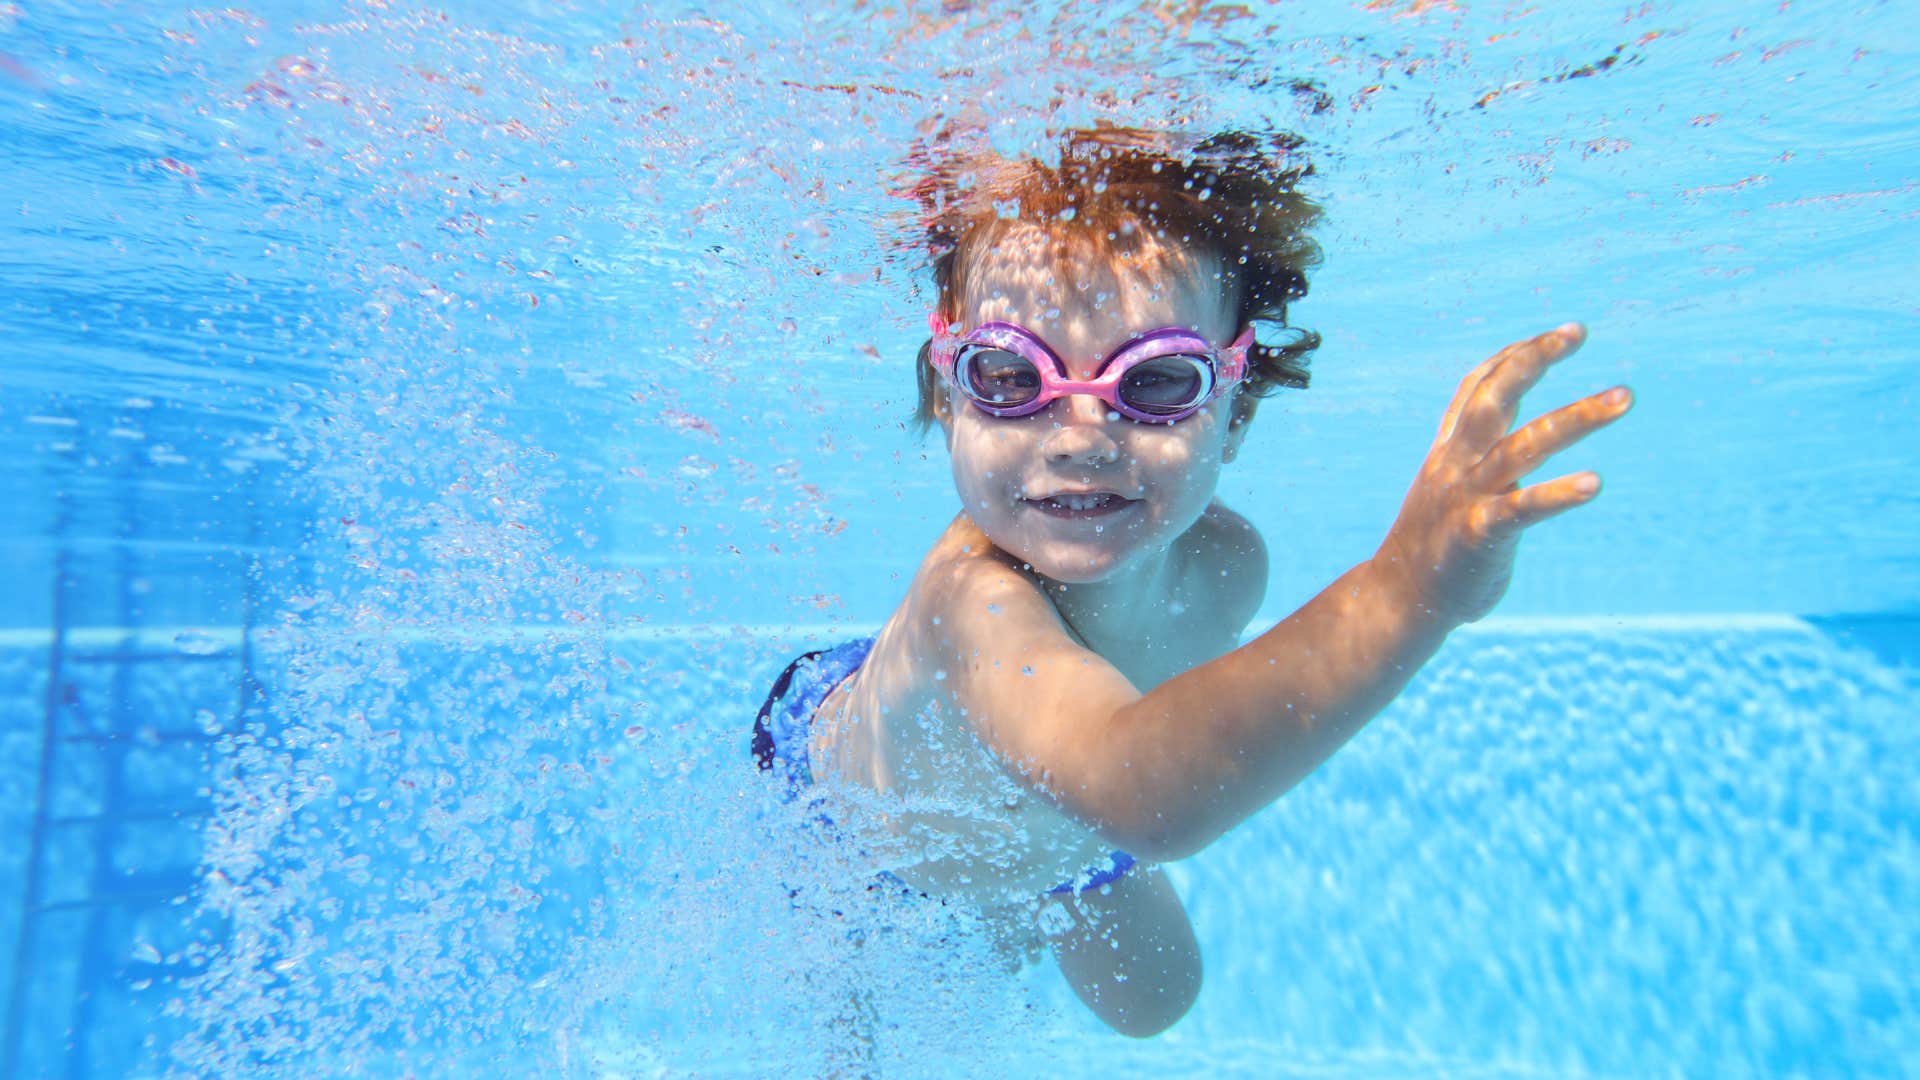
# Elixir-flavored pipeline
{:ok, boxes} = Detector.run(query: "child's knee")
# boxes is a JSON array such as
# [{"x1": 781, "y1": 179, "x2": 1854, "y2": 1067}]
[
  {"x1": 1048, "y1": 897, "x2": 1203, "y2": 1037},
  {"x1": 1106, "y1": 957, "x2": 1201, "y2": 1039}
]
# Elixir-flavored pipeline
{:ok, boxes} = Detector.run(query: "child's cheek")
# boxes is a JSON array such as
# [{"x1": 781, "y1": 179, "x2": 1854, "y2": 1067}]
[{"x1": 1136, "y1": 420, "x2": 1221, "y2": 470}]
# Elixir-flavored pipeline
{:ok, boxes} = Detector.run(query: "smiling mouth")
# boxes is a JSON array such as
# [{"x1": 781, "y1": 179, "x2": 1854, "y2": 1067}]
[{"x1": 1025, "y1": 492, "x2": 1138, "y2": 518}]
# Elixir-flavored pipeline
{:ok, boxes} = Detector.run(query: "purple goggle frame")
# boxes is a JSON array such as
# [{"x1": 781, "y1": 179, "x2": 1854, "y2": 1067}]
[{"x1": 928, "y1": 313, "x2": 1254, "y2": 424}]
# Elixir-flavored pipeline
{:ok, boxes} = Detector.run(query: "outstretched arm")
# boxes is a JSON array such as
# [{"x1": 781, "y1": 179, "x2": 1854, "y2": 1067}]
[{"x1": 954, "y1": 324, "x2": 1632, "y2": 861}]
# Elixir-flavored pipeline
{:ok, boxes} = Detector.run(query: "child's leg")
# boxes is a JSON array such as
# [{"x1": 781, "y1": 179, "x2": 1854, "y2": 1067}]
[{"x1": 1042, "y1": 865, "x2": 1201, "y2": 1037}]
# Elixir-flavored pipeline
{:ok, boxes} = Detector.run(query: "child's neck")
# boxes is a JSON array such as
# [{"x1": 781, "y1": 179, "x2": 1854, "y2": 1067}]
[{"x1": 1038, "y1": 545, "x2": 1181, "y2": 655}]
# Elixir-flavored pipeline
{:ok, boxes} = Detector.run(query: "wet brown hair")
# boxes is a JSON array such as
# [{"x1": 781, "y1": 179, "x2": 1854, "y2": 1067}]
[{"x1": 904, "y1": 124, "x2": 1324, "y2": 434}]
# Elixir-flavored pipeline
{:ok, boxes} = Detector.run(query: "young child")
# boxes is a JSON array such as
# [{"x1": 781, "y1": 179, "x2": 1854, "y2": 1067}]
[{"x1": 752, "y1": 126, "x2": 1632, "y2": 1036}]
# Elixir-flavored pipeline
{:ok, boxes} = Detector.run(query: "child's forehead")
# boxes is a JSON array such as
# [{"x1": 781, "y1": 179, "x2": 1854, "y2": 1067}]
[{"x1": 954, "y1": 220, "x2": 1234, "y2": 323}]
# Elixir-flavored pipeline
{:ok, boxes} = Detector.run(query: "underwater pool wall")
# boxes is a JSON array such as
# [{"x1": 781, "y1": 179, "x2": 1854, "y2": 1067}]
[{"x1": 0, "y1": 614, "x2": 1913, "y2": 1076}]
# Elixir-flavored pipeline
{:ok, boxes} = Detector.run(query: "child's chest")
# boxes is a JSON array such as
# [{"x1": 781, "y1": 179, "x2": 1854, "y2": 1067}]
[
  {"x1": 1066, "y1": 562, "x2": 1244, "y2": 691},
  {"x1": 1087, "y1": 614, "x2": 1238, "y2": 692}
]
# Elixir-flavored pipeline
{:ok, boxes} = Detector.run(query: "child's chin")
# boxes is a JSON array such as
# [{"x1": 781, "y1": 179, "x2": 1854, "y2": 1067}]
[{"x1": 1018, "y1": 545, "x2": 1133, "y2": 585}]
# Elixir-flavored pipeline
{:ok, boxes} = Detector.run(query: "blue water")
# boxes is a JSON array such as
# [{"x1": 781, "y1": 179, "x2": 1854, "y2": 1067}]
[{"x1": 0, "y1": 1, "x2": 1915, "y2": 1076}]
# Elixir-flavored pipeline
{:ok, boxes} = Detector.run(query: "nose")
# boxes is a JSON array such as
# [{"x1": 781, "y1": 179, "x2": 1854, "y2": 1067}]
[{"x1": 1038, "y1": 392, "x2": 1121, "y2": 465}]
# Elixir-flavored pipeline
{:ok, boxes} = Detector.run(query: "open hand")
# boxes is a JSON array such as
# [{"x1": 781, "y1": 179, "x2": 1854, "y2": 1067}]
[{"x1": 1373, "y1": 323, "x2": 1632, "y2": 626}]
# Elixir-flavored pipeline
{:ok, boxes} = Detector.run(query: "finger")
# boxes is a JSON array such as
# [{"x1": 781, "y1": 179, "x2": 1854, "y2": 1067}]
[
  {"x1": 1431, "y1": 323, "x2": 1583, "y2": 454},
  {"x1": 1431, "y1": 347, "x2": 1512, "y2": 453},
  {"x1": 1472, "y1": 470, "x2": 1604, "y2": 541},
  {"x1": 1453, "y1": 323, "x2": 1586, "y2": 454},
  {"x1": 1472, "y1": 384, "x2": 1633, "y2": 488}
]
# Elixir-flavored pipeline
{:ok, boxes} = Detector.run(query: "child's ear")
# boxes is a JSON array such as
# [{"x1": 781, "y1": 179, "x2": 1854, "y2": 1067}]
[
  {"x1": 932, "y1": 374, "x2": 956, "y2": 446},
  {"x1": 933, "y1": 390, "x2": 956, "y2": 445},
  {"x1": 1222, "y1": 389, "x2": 1258, "y2": 464}
]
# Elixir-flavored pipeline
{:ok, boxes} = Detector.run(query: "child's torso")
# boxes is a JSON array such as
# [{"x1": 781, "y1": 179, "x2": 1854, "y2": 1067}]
[{"x1": 809, "y1": 507, "x2": 1255, "y2": 902}]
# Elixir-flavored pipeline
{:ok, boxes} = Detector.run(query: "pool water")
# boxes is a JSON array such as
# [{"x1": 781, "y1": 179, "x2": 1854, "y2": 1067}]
[{"x1": 1, "y1": 1, "x2": 1915, "y2": 1076}]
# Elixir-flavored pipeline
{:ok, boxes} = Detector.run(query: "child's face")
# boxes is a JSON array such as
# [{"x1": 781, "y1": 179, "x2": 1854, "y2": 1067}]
[{"x1": 942, "y1": 221, "x2": 1244, "y2": 585}]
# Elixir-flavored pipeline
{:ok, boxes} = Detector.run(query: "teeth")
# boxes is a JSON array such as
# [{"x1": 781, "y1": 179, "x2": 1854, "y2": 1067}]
[{"x1": 1050, "y1": 493, "x2": 1108, "y2": 511}]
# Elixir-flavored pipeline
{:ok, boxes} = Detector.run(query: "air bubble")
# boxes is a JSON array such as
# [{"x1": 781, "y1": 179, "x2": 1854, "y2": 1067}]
[{"x1": 1037, "y1": 904, "x2": 1074, "y2": 936}]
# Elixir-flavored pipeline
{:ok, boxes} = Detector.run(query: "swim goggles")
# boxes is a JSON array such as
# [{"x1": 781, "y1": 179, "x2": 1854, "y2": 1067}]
[{"x1": 928, "y1": 313, "x2": 1253, "y2": 424}]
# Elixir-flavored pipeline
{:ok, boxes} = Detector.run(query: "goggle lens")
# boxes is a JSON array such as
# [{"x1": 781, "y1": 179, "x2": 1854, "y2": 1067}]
[
  {"x1": 957, "y1": 345, "x2": 1043, "y2": 407},
  {"x1": 1118, "y1": 355, "x2": 1212, "y2": 415}
]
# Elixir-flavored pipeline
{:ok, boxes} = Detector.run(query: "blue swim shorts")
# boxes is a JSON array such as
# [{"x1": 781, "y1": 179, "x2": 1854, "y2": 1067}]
[{"x1": 751, "y1": 637, "x2": 1135, "y2": 896}]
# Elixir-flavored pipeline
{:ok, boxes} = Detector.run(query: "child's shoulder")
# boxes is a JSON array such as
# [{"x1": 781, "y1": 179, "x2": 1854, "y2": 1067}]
[
  {"x1": 904, "y1": 513, "x2": 1047, "y2": 633},
  {"x1": 1187, "y1": 499, "x2": 1269, "y2": 594},
  {"x1": 1190, "y1": 499, "x2": 1266, "y2": 559},
  {"x1": 1165, "y1": 500, "x2": 1269, "y2": 645}
]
